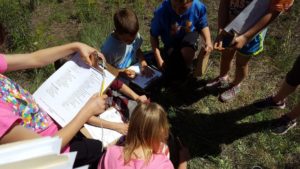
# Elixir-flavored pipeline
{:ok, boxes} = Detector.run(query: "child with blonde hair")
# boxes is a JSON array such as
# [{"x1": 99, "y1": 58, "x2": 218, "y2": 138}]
[{"x1": 98, "y1": 103, "x2": 174, "y2": 169}]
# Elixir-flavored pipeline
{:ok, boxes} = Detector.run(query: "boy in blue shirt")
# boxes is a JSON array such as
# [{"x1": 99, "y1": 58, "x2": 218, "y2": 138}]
[
  {"x1": 101, "y1": 8, "x2": 152, "y2": 79},
  {"x1": 150, "y1": 0, "x2": 213, "y2": 81}
]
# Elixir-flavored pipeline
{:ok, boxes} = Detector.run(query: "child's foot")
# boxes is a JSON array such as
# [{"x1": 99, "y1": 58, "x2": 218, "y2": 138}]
[
  {"x1": 206, "y1": 76, "x2": 229, "y2": 89},
  {"x1": 254, "y1": 96, "x2": 286, "y2": 109},
  {"x1": 219, "y1": 84, "x2": 241, "y2": 102},
  {"x1": 271, "y1": 115, "x2": 297, "y2": 135}
]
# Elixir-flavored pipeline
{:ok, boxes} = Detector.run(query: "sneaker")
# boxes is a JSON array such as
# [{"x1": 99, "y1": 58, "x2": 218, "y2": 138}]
[
  {"x1": 254, "y1": 96, "x2": 286, "y2": 109},
  {"x1": 219, "y1": 85, "x2": 241, "y2": 102},
  {"x1": 206, "y1": 76, "x2": 229, "y2": 88},
  {"x1": 271, "y1": 116, "x2": 297, "y2": 135}
]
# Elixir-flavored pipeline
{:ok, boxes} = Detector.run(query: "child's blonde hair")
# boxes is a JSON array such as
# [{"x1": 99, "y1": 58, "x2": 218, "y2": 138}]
[{"x1": 123, "y1": 103, "x2": 169, "y2": 164}]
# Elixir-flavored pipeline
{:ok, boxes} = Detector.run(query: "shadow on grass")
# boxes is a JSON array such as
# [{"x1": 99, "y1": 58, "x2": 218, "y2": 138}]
[
  {"x1": 146, "y1": 77, "x2": 283, "y2": 159},
  {"x1": 168, "y1": 102, "x2": 281, "y2": 158},
  {"x1": 150, "y1": 79, "x2": 217, "y2": 108}
]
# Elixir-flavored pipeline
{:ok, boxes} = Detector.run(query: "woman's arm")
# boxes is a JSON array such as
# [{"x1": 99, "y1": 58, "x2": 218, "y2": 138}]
[{"x1": 4, "y1": 42, "x2": 97, "y2": 72}]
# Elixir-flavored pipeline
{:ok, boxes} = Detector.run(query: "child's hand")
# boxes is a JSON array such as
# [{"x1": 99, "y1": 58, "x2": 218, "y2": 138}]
[
  {"x1": 135, "y1": 95, "x2": 149, "y2": 103},
  {"x1": 123, "y1": 69, "x2": 136, "y2": 79},
  {"x1": 115, "y1": 123, "x2": 128, "y2": 135},
  {"x1": 83, "y1": 94, "x2": 107, "y2": 117},
  {"x1": 157, "y1": 59, "x2": 165, "y2": 71},
  {"x1": 90, "y1": 51, "x2": 106, "y2": 68},
  {"x1": 205, "y1": 41, "x2": 213, "y2": 53},
  {"x1": 76, "y1": 42, "x2": 99, "y2": 66},
  {"x1": 232, "y1": 34, "x2": 249, "y2": 49},
  {"x1": 140, "y1": 61, "x2": 154, "y2": 77},
  {"x1": 141, "y1": 66, "x2": 154, "y2": 78},
  {"x1": 214, "y1": 31, "x2": 226, "y2": 51}
]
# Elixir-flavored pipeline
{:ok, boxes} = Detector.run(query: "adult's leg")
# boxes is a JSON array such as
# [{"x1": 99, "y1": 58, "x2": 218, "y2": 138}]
[
  {"x1": 272, "y1": 81, "x2": 297, "y2": 103},
  {"x1": 273, "y1": 56, "x2": 300, "y2": 103},
  {"x1": 286, "y1": 102, "x2": 300, "y2": 120}
]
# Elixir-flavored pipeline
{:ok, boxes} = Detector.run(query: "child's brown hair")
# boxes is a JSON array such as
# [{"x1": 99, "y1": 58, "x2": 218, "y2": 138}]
[
  {"x1": 113, "y1": 8, "x2": 139, "y2": 36},
  {"x1": 123, "y1": 103, "x2": 169, "y2": 164}
]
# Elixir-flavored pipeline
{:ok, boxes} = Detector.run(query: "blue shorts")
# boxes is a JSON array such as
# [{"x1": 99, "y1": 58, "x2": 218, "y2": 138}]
[{"x1": 224, "y1": 29, "x2": 267, "y2": 56}]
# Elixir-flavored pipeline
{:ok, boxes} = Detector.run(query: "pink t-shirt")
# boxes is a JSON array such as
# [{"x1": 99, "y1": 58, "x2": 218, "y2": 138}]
[
  {"x1": 0, "y1": 54, "x2": 69, "y2": 152},
  {"x1": 98, "y1": 145, "x2": 174, "y2": 169},
  {"x1": 0, "y1": 101, "x2": 21, "y2": 137},
  {"x1": 0, "y1": 54, "x2": 7, "y2": 73}
]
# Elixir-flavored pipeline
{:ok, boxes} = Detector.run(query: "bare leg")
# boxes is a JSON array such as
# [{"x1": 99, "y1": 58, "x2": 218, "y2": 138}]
[
  {"x1": 177, "y1": 146, "x2": 190, "y2": 169},
  {"x1": 194, "y1": 48, "x2": 210, "y2": 77},
  {"x1": 273, "y1": 81, "x2": 297, "y2": 103},
  {"x1": 286, "y1": 102, "x2": 300, "y2": 120},
  {"x1": 232, "y1": 53, "x2": 251, "y2": 86},
  {"x1": 219, "y1": 48, "x2": 236, "y2": 78}
]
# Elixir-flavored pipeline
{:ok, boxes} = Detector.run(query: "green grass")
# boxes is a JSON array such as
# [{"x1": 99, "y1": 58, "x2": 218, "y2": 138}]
[{"x1": 0, "y1": 0, "x2": 300, "y2": 168}]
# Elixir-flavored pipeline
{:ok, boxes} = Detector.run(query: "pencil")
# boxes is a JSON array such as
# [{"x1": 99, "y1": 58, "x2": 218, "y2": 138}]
[{"x1": 99, "y1": 77, "x2": 105, "y2": 96}]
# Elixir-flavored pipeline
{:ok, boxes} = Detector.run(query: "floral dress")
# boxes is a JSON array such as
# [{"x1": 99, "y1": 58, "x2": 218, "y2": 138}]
[{"x1": 0, "y1": 74, "x2": 53, "y2": 132}]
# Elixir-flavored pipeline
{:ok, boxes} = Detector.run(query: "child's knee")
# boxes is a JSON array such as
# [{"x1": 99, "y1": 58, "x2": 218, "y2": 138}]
[{"x1": 180, "y1": 47, "x2": 196, "y2": 64}]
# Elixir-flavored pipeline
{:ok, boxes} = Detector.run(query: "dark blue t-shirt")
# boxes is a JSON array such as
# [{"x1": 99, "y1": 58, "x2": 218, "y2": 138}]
[{"x1": 150, "y1": 0, "x2": 208, "y2": 49}]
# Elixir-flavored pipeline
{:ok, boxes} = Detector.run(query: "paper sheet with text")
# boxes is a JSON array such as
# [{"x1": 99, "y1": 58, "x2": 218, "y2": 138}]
[
  {"x1": 84, "y1": 107, "x2": 123, "y2": 147},
  {"x1": 33, "y1": 53, "x2": 115, "y2": 127}
]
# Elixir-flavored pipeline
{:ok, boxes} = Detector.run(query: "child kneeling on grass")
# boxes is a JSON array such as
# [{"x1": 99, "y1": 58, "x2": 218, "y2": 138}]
[{"x1": 101, "y1": 8, "x2": 153, "y2": 82}]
